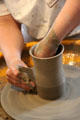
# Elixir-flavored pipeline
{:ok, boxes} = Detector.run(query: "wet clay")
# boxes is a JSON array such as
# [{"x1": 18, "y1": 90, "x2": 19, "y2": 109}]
[{"x1": 30, "y1": 44, "x2": 66, "y2": 100}]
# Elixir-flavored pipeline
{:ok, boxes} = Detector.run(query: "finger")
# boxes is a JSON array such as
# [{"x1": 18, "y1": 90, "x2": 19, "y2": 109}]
[
  {"x1": 7, "y1": 77, "x2": 18, "y2": 86},
  {"x1": 7, "y1": 73, "x2": 32, "y2": 84},
  {"x1": 7, "y1": 74, "x2": 36, "y2": 90},
  {"x1": 7, "y1": 77, "x2": 35, "y2": 91},
  {"x1": 7, "y1": 74, "x2": 21, "y2": 83},
  {"x1": 21, "y1": 81, "x2": 36, "y2": 91},
  {"x1": 7, "y1": 77, "x2": 30, "y2": 91},
  {"x1": 6, "y1": 68, "x2": 19, "y2": 77},
  {"x1": 7, "y1": 69, "x2": 36, "y2": 91},
  {"x1": 7, "y1": 75, "x2": 36, "y2": 89}
]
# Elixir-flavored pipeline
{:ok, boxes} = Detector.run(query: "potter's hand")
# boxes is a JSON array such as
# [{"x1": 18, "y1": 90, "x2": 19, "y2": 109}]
[
  {"x1": 34, "y1": 32, "x2": 60, "y2": 58},
  {"x1": 6, "y1": 59, "x2": 36, "y2": 92}
]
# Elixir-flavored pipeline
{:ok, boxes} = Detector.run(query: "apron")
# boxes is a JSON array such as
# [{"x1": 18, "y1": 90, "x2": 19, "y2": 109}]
[
  {"x1": 0, "y1": 0, "x2": 9, "y2": 16},
  {"x1": 1, "y1": 0, "x2": 65, "y2": 39}
]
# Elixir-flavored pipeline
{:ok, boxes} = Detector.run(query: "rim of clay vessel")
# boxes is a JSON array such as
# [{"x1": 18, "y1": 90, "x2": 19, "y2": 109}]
[{"x1": 29, "y1": 44, "x2": 64, "y2": 60}]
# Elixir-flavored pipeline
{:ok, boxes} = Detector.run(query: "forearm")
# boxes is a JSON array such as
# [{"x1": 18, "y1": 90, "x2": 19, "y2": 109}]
[
  {"x1": 0, "y1": 15, "x2": 24, "y2": 65},
  {"x1": 46, "y1": 0, "x2": 80, "y2": 43},
  {"x1": 54, "y1": 0, "x2": 80, "y2": 41}
]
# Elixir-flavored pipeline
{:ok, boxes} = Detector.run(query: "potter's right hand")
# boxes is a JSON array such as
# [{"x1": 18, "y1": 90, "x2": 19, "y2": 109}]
[
  {"x1": 34, "y1": 30, "x2": 60, "y2": 58},
  {"x1": 34, "y1": 38, "x2": 59, "y2": 58},
  {"x1": 6, "y1": 59, "x2": 36, "y2": 92}
]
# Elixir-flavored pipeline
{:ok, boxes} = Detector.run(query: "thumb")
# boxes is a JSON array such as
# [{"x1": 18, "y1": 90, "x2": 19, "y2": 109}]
[
  {"x1": 6, "y1": 67, "x2": 19, "y2": 77},
  {"x1": 34, "y1": 43, "x2": 41, "y2": 56}
]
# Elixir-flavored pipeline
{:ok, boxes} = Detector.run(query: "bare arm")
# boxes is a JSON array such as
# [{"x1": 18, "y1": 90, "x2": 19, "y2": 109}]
[
  {"x1": 53, "y1": 0, "x2": 80, "y2": 41},
  {"x1": 34, "y1": 0, "x2": 80, "y2": 57},
  {"x1": 0, "y1": 15, "x2": 35, "y2": 90}
]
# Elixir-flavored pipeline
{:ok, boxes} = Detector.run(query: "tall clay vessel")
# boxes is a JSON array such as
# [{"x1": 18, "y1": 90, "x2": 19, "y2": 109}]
[{"x1": 30, "y1": 44, "x2": 65, "y2": 100}]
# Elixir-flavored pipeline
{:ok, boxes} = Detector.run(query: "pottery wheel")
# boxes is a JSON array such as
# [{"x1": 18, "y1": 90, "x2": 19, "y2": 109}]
[{"x1": 1, "y1": 65, "x2": 80, "y2": 120}]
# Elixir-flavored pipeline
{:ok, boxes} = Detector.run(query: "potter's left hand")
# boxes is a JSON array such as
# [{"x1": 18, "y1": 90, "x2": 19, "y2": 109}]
[
  {"x1": 6, "y1": 59, "x2": 36, "y2": 92},
  {"x1": 34, "y1": 33, "x2": 60, "y2": 58}
]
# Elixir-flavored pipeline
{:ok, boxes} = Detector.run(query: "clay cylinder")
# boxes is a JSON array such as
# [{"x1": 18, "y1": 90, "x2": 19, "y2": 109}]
[{"x1": 30, "y1": 44, "x2": 65, "y2": 100}]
